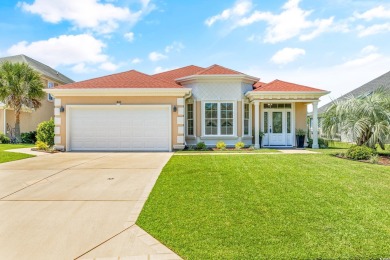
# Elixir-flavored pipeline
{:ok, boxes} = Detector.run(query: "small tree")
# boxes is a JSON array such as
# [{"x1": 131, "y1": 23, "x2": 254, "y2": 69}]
[
  {"x1": 0, "y1": 61, "x2": 45, "y2": 142},
  {"x1": 321, "y1": 88, "x2": 390, "y2": 149},
  {"x1": 36, "y1": 118, "x2": 55, "y2": 147}
]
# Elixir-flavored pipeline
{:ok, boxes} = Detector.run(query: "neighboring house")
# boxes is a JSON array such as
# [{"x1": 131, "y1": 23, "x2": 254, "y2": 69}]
[
  {"x1": 308, "y1": 70, "x2": 390, "y2": 142},
  {"x1": 46, "y1": 64, "x2": 329, "y2": 151},
  {"x1": 0, "y1": 54, "x2": 74, "y2": 137}
]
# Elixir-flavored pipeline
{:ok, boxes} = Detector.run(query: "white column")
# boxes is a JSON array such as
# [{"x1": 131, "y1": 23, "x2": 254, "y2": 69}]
[
  {"x1": 254, "y1": 101, "x2": 260, "y2": 149},
  {"x1": 312, "y1": 101, "x2": 319, "y2": 149}
]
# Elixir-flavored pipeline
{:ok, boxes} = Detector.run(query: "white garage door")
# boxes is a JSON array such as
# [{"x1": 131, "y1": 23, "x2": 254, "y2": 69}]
[{"x1": 68, "y1": 105, "x2": 171, "y2": 151}]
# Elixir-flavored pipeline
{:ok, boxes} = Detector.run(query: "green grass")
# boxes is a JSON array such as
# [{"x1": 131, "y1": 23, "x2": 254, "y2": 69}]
[
  {"x1": 137, "y1": 153, "x2": 390, "y2": 259},
  {"x1": 176, "y1": 148, "x2": 280, "y2": 154},
  {"x1": 0, "y1": 144, "x2": 35, "y2": 163}
]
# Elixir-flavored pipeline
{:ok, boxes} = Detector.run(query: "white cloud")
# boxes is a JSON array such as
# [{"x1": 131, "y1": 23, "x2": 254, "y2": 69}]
[
  {"x1": 18, "y1": 0, "x2": 154, "y2": 34},
  {"x1": 207, "y1": 0, "x2": 334, "y2": 43},
  {"x1": 99, "y1": 61, "x2": 119, "y2": 71},
  {"x1": 340, "y1": 53, "x2": 382, "y2": 68},
  {"x1": 270, "y1": 47, "x2": 305, "y2": 64},
  {"x1": 124, "y1": 32, "x2": 135, "y2": 42},
  {"x1": 148, "y1": 51, "x2": 167, "y2": 62},
  {"x1": 71, "y1": 63, "x2": 94, "y2": 74},
  {"x1": 357, "y1": 23, "x2": 390, "y2": 37},
  {"x1": 354, "y1": 5, "x2": 390, "y2": 21},
  {"x1": 154, "y1": 66, "x2": 177, "y2": 73},
  {"x1": 246, "y1": 34, "x2": 261, "y2": 42},
  {"x1": 6, "y1": 34, "x2": 108, "y2": 68},
  {"x1": 361, "y1": 45, "x2": 378, "y2": 54},
  {"x1": 131, "y1": 58, "x2": 142, "y2": 64},
  {"x1": 164, "y1": 41, "x2": 184, "y2": 53},
  {"x1": 205, "y1": 0, "x2": 252, "y2": 26}
]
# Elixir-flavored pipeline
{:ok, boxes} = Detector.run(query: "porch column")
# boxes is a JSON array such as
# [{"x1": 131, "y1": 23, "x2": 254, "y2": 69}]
[
  {"x1": 254, "y1": 101, "x2": 260, "y2": 149},
  {"x1": 312, "y1": 101, "x2": 319, "y2": 149}
]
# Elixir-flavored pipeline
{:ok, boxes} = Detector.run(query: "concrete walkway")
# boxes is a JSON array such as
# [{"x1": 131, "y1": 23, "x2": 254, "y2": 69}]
[
  {"x1": 5, "y1": 147, "x2": 52, "y2": 156},
  {"x1": 0, "y1": 152, "x2": 181, "y2": 260}
]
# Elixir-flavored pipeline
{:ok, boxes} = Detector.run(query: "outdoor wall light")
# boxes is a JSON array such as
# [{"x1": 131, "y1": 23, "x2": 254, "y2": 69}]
[
  {"x1": 60, "y1": 106, "x2": 65, "y2": 112},
  {"x1": 173, "y1": 105, "x2": 177, "y2": 112},
  {"x1": 116, "y1": 101, "x2": 121, "y2": 105}
]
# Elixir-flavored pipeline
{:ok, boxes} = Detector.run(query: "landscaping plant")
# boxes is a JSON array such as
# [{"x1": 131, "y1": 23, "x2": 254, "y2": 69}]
[
  {"x1": 195, "y1": 142, "x2": 207, "y2": 151},
  {"x1": 235, "y1": 141, "x2": 245, "y2": 150},
  {"x1": 346, "y1": 145, "x2": 376, "y2": 160},
  {"x1": 36, "y1": 118, "x2": 55, "y2": 147},
  {"x1": 321, "y1": 88, "x2": 390, "y2": 150},
  {"x1": 0, "y1": 61, "x2": 45, "y2": 142},
  {"x1": 216, "y1": 141, "x2": 226, "y2": 150},
  {"x1": 0, "y1": 133, "x2": 10, "y2": 144}
]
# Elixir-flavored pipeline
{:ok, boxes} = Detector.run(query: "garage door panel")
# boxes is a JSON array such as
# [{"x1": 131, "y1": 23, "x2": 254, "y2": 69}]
[{"x1": 69, "y1": 106, "x2": 170, "y2": 151}]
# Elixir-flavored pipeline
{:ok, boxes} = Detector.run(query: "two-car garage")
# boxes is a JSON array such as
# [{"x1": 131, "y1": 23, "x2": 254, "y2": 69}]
[{"x1": 66, "y1": 105, "x2": 171, "y2": 151}]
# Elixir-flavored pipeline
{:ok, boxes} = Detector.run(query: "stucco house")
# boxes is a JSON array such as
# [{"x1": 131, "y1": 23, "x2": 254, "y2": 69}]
[
  {"x1": 0, "y1": 54, "x2": 74, "y2": 137},
  {"x1": 46, "y1": 64, "x2": 329, "y2": 151}
]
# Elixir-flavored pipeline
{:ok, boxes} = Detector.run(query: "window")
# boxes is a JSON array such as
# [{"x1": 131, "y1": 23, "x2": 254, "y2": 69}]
[
  {"x1": 287, "y1": 112, "x2": 291, "y2": 133},
  {"x1": 264, "y1": 103, "x2": 292, "y2": 109},
  {"x1": 204, "y1": 102, "x2": 234, "y2": 136},
  {"x1": 47, "y1": 82, "x2": 54, "y2": 101},
  {"x1": 187, "y1": 104, "x2": 194, "y2": 136},
  {"x1": 264, "y1": 112, "x2": 268, "y2": 133},
  {"x1": 244, "y1": 104, "x2": 250, "y2": 135}
]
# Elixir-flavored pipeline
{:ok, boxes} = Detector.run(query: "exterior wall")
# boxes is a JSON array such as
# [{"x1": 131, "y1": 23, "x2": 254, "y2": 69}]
[
  {"x1": 183, "y1": 79, "x2": 251, "y2": 147},
  {"x1": 54, "y1": 96, "x2": 182, "y2": 151},
  {"x1": 295, "y1": 102, "x2": 307, "y2": 131}
]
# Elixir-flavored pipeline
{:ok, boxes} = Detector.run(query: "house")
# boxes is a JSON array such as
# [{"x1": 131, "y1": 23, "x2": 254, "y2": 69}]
[
  {"x1": 309, "y1": 70, "x2": 390, "y2": 142},
  {"x1": 46, "y1": 64, "x2": 329, "y2": 151},
  {"x1": 0, "y1": 54, "x2": 74, "y2": 137}
]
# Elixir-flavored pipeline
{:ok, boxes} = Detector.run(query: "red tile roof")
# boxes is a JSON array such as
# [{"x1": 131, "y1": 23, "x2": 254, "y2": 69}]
[
  {"x1": 253, "y1": 81, "x2": 268, "y2": 89},
  {"x1": 254, "y1": 79, "x2": 326, "y2": 92},
  {"x1": 152, "y1": 65, "x2": 204, "y2": 84},
  {"x1": 56, "y1": 70, "x2": 182, "y2": 89},
  {"x1": 196, "y1": 64, "x2": 243, "y2": 75}
]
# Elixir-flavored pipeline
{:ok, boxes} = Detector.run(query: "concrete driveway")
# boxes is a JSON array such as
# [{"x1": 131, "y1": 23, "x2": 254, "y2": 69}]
[{"x1": 0, "y1": 152, "x2": 180, "y2": 260}]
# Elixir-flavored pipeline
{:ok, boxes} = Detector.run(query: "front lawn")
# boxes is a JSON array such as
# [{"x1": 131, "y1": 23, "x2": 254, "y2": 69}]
[
  {"x1": 137, "y1": 153, "x2": 390, "y2": 259},
  {"x1": 0, "y1": 144, "x2": 35, "y2": 163}
]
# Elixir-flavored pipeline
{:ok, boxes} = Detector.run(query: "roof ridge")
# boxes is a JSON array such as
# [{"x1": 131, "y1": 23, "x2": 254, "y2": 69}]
[
  {"x1": 153, "y1": 65, "x2": 204, "y2": 76},
  {"x1": 196, "y1": 64, "x2": 244, "y2": 75}
]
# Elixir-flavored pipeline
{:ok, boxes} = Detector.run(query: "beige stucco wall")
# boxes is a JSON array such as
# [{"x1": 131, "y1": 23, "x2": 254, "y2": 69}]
[
  {"x1": 295, "y1": 102, "x2": 308, "y2": 131},
  {"x1": 56, "y1": 96, "x2": 182, "y2": 150}
]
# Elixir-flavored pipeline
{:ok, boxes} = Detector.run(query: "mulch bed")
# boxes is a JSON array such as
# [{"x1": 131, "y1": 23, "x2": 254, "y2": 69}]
[{"x1": 335, "y1": 154, "x2": 390, "y2": 166}]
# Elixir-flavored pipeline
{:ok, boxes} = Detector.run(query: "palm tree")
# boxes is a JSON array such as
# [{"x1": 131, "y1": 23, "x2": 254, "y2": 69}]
[
  {"x1": 321, "y1": 88, "x2": 390, "y2": 150},
  {"x1": 0, "y1": 61, "x2": 45, "y2": 141}
]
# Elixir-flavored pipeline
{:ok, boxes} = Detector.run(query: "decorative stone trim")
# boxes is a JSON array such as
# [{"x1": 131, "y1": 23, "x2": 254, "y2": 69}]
[
  {"x1": 177, "y1": 98, "x2": 184, "y2": 106},
  {"x1": 178, "y1": 107, "x2": 184, "y2": 116},
  {"x1": 54, "y1": 136, "x2": 61, "y2": 144},
  {"x1": 54, "y1": 98, "x2": 61, "y2": 107},
  {"x1": 178, "y1": 126, "x2": 184, "y2": 134},
  {"x1": 54, "y1": 127, "x2": 60, "y2": 135},
  {"x1": 54, "y1": 107, "x2": 60, "y2": 116},
  {"x1": 54, "y1": 117, "x2": 61, "y2": 125},
  {"x1": 177, "y1": 116, "x2": 184, "y2": 125},
  {"x1": 177, "y1": 136, "x2": 184, "y2": 143},
  {"x1": 173, "y1": 144, "x2": 185, "y2": 150}
]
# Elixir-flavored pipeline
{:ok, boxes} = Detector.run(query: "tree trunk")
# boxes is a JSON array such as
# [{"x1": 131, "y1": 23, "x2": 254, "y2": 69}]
[{"x1": 14, "y1": 110, "x2": 21, "y2": 142}]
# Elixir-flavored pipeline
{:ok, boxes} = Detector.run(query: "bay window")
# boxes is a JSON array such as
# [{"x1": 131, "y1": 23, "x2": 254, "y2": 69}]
[{"x1": 204, "y1": 102, "x2": 234, "y2": 136}]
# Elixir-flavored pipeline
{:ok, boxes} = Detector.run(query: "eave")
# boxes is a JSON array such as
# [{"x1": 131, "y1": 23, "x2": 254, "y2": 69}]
[
  {"x1": 245, "y1": 90, "x2": 330, "y2": 102},
  {"x1": 44, "y1": 88, "x2": 192, "y2": 97},
  {"x1": 176, "y1": 74, "x2": 260, "y2": 85}
]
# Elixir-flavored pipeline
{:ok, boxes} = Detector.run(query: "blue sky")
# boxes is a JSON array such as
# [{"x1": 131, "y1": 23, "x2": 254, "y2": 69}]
[{"x1": 1, "y1": 0, "x2": 390, "y2": 107}]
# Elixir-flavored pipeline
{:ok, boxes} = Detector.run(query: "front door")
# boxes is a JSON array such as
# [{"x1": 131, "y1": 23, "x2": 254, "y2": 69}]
[{"x1": 262, "y1": 104, "x2": 293, "y2": 146}]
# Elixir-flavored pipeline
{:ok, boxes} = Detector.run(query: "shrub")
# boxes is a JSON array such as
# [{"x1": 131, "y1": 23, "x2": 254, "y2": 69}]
[
  {"x1": 346, "y1": 145, "x2": 376, "y2": 160},
  {"x1": 21, "y1": 131, "x2": 37, "y2": 144},
  {"x1": 248, "y1": 145, "x2": 255, "y2": 151},
  {"x1": 35, "y1": 140, "x2": 49, "y2": 151},
  {"x1": 235, "y1": 141, "x2": 245, "y2": 150},
  {"x1": 36, "y1": 119, "x2": 55, "y2": 147},
  {"x1": 369, "y1": 154, "x2": 379, "y2": 164},
  {"x1": 216, "y1": 141, "x2": 226, "y2": 150},
  {"x1": 195, "y1": 142, "x2": 207, "y2": 151},
  {"x1": 307, "y1": 138, "x2": 329, "y2": 148},
  {"x1": 0, "y1": 133, "x2": 10, "y2": 144}
]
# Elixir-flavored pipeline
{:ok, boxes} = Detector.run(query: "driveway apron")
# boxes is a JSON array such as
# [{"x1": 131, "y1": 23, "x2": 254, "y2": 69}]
[{"x1": 0, "y1": 152, "x2": 180, "y2": 260}]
